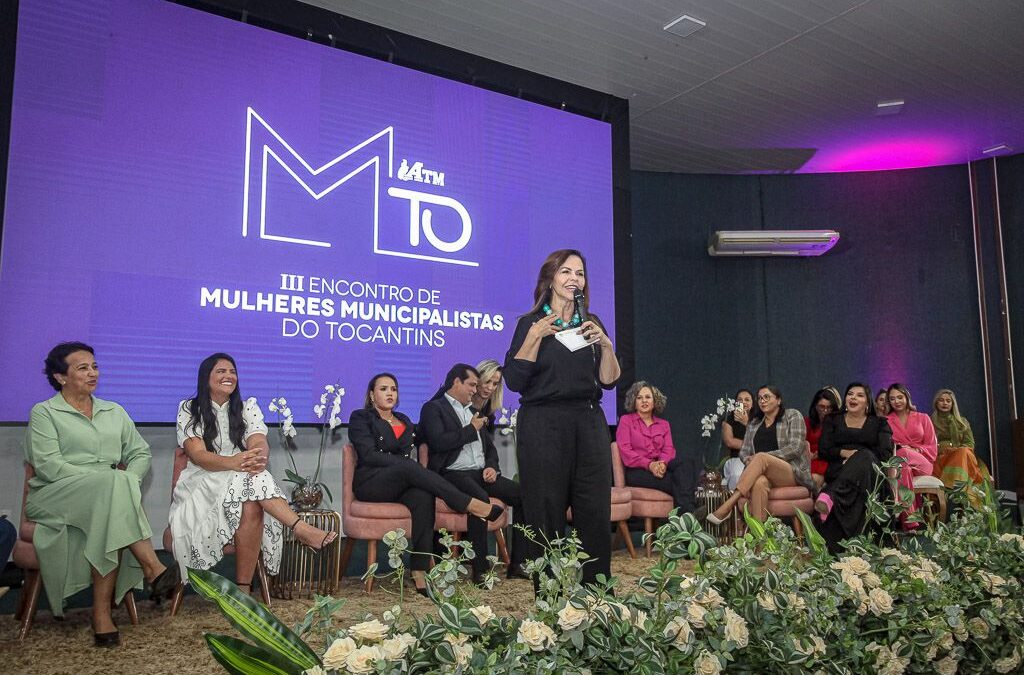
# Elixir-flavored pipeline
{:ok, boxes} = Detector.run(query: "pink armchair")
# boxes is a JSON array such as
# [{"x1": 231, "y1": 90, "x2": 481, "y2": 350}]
[
  {"x1": 338, "y1": 444, "x2": 413, "y2": 592},
  {"x1": 617, "y1": 441, "x2": 675, "y2": 557}
]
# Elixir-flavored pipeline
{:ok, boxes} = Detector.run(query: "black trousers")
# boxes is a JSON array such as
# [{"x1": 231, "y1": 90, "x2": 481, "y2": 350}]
[
  {"x1": 816, "y1": 451, "x2": 876, "y2": 554},
  {"x1": 354, "y1": 460, "x2": 473, "y2": 570},
  {"x1": 516, "y1": 402, "x2": 612, "y2": 585},
  {"x1": 441, "y1": 469, "x2": 526, "y2": 574},
  {"x1": 623, "y1": 456, "x2": 698, "y2": 513}
]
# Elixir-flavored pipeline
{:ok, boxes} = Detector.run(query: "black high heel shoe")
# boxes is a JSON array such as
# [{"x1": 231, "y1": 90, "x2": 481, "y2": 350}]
[
  {"x1": 484, "y1": 504, "x2": 504, "y2": 522},
  {"x1": 147, "y1": 564, "x2": 181, "y2": 603},
  {"x1": 93, "y1": 630, "x2": 120, "y2": 648},
  {"x1": 289, "y1": 516, "x2": 339, "y2": 552},
  {"x1": 92, "y1": 619, "x2": 121, "y2": 648}
]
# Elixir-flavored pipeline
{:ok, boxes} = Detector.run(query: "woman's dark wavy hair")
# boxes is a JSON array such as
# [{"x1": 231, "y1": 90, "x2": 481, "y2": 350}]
[
  {"x1": 43, "y1": 341, "x2": 94, "y2": 391},
  {"x1": 185, "y1": 353, "x2": 246, "y2": 452},
  {"x1": 840, "y1": 382, "x2": 876, "y2": 417},
  {"x1": 364, "y1": 372, "x2": 400, "y2": 409},
  {"x1": 752, "y1": 384, "x2": 785, "y2": 420},
  {"x1": 807, "y1": 387, "x2": 841, "y2": 430}
]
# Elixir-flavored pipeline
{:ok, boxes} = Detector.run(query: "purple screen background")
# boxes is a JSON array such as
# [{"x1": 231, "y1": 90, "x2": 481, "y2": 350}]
[{"x1": 0, "y1": 0, "x2": 615, "y2": 422}]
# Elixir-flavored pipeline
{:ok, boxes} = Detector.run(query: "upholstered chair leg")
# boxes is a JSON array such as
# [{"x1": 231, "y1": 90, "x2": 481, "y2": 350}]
[
  {"x1": 256, "y1": 557, "x2": 272, "y2": 608},
  {"x1": 122, "y1": 591, "x2": 140, "y2": 625},
  {"x1": 450, "y1": 531, "x2": 463, "y2": 560},
  {"x1": 495, "y1": 529, "x2": 511, "y2": 566},
  {"x1": 791, "y1": 515, "x2": 804, "y2": 540},
  {"x1": 644, "y1": 518, "x2": 655, "y2": 558},
  {"x1": 13, "y1": 570, "x2": 32, "y2": 621},
  {"x1": 617, "y1": 521, "x2": 637, "y2": 559},
  {"x1": 338, "y1": 538, "x2": 355, "y2": 583},
  {"x1": 169, "y1": 583, "x2": 186, "y2": 617},
  {"x1": 17, "y1": 569, "x2": 42, "y2": 640},
  {"x1": 365, "y1": 540, "x2": 377, "y2": 593}
]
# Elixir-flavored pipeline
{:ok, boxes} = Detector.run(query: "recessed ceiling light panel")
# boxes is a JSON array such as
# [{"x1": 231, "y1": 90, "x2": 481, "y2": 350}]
[{"x1": 664, "y1": 14, "x2": 706, "y2": 38}]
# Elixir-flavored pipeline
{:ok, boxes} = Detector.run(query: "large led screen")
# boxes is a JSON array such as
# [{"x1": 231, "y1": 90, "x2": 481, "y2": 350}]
[{"x1": 0, "y1": 0, "x2": 615, "y2": 422}]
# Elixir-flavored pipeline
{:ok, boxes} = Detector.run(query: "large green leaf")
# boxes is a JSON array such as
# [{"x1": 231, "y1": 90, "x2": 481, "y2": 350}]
[
  {"x1": 204, "y1": 634, "x2": 303, "y2": 675},
  {"x1": 742, "y1": 504, "x2": 765, "y2": 539},
  {"x1": 189, "y1": 568, "x2": 320, "y2": 671},
  {"x1": 793, "y1": 509, "x2": 829, "y2": 556}
]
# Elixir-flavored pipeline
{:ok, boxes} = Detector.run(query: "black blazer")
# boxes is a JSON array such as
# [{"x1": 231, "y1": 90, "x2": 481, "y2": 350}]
[
  {"x1": 418, "y1": 396, "x2": 499, "y2": 473},
  {"x1": 348, "y1": 407, "x2": 418, "y2": 481}
]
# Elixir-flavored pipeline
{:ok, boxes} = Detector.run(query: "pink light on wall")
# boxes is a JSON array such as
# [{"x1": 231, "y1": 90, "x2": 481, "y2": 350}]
[{"x1": 802, "y1": 137, "x2": 965, "y2": 173}]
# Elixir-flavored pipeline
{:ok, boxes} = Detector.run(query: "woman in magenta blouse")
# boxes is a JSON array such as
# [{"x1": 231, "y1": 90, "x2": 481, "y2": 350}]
[
  {"x1": 616, "y1": 381, "x2": 696, "y2": 513},
  {"x1": 886, "y1": 383, "x2": 937, "y2": 527}
]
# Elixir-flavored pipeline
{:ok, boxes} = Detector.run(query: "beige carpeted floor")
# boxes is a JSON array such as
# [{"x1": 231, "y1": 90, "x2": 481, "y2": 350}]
[{"x1": 0, "y1": 551, "x2": 669, "y2": 674}]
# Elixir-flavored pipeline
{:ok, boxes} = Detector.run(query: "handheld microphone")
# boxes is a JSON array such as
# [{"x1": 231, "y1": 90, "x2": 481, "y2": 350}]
[
  {"x1": 573, "y1": 289, "x2": 588, "y2": 323},
  {"x1": 573, "y1": 288, "x2": 599, "y2": 364}
]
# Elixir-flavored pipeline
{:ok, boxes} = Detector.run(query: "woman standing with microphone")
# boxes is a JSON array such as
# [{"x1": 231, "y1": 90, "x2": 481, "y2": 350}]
[{"x1": 503, "y1": 249, "x2": 620, "y2": 585}]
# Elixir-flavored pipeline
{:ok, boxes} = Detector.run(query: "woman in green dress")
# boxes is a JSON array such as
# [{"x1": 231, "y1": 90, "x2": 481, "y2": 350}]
[{"x1": 24, "y1": 342, "x2": 179, "y2": 646}]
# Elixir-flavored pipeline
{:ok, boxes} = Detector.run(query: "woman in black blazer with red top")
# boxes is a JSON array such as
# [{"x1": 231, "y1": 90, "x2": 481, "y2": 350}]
[{"x1": 347, "y1": 372, "x2": 502, "y2": 593}]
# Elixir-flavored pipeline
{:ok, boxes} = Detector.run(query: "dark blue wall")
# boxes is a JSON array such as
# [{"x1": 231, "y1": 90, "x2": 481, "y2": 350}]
[{"x1": 631, "y1": 165, "x2": 1001, "y2": 478}]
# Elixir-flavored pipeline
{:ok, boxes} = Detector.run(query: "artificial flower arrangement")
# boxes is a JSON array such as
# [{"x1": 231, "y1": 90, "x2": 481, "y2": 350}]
[
  {"x1": 496, "y1": 407, "x2": 519, "y2": 437},
  {"x1": 269, "y1": 382, "x2": 344, "y2": 507},
  {"x1": 191, "y1": 471, "x2": 1024, "y2": 674},
  {"x1": 698, "y1": 395, "x2": 744, "y2": 472}
]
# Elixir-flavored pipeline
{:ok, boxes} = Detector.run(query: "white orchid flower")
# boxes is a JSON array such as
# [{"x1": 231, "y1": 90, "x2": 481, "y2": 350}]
[
  {"x1": 314, "y1": 404, "x2": 325, "y2": 417},
  {"x1": 268, "y1": 401, "x2": 278, "y2": 412},
  {"x1": 325, "y1": 384, "x2": 335, "y2": 393},
  {"x1": 320, "y1": 393, "x2": 328, "y2": 405}
]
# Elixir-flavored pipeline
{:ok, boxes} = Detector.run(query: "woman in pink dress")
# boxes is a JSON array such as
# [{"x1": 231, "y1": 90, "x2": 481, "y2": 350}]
[{"x1": 886, "y1": 383, "x2": 937, "y2": 527}]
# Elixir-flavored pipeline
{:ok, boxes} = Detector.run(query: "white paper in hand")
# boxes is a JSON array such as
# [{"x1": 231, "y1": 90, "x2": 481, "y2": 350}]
[{"x1": 554, "y1": 327, "x2": 597, "y2": 352}]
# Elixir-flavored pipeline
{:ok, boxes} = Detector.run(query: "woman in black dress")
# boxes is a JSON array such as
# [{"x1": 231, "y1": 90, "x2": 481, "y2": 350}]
[
  {"x1": 348, "y1": 373, "x2": 502, "y2": 593},
  {"x1": 814, "y1": 382, "x2": 893, "y2": 553},
  {"x1": 503, "y1": 249, "x2": 620, "y2": 585}
]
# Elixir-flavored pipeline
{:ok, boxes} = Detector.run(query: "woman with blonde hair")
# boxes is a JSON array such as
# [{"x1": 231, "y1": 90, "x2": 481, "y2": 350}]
[
  {"x1": 931, "y1": 388, "x2": 988, "y2": 488},
  {"x1": 472, "y1": 359, "x2": 504, "y2": 425}
]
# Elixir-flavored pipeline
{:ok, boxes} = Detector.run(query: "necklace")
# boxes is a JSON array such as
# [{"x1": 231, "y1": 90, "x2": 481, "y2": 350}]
[{"x1": 542, "y1": 303, "x2": 581, "y2": 330}]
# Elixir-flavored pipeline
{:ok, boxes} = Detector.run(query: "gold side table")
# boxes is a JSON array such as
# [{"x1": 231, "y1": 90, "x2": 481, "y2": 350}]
[
  {"x1": 269, "y1": 509, "x2": 342, "y2": 599},
  {"x1": 696, "y1": 472, "x2": 737, "y2": 545}
]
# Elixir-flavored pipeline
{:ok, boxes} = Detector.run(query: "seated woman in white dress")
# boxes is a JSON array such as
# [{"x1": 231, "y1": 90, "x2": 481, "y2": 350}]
[{"x1": 169, "y1": 353, "x2": 337, "y2": 595}]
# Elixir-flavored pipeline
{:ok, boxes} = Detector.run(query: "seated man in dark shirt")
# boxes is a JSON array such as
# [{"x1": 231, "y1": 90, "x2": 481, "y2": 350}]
[{"x1": 419, "y1": 363, "x2": 528, "y2": 583}]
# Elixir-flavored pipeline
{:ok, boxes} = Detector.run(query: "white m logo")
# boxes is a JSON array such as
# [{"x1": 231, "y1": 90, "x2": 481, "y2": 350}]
[{"x1": 241, "y1": 108, "x2": 476, "y2": 266}]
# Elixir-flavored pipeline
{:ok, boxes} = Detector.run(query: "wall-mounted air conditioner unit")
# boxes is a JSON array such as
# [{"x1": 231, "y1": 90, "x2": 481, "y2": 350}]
[{"x1": 708, "y1": 230, "x2": 840, "y2": 257}]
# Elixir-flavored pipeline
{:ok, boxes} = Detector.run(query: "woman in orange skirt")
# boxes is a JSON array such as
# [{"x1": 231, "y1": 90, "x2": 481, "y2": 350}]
[{"x1": 930, "y1": 388, "x2": 989, "y2": 488}]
